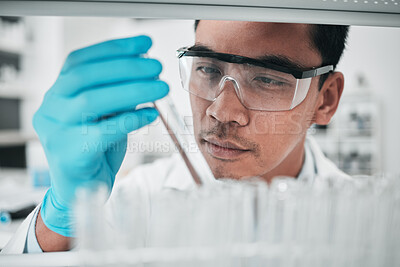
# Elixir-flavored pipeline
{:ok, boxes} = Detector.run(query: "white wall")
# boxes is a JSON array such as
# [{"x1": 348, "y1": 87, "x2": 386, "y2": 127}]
[{"x1": 337, "y1": 26, "x2": 400, "y2": 174}]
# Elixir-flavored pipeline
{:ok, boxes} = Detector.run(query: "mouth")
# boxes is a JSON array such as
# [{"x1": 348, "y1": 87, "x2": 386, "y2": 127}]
[{"x1": 203, "y1": 137, "x2": 251, "y2": 160}]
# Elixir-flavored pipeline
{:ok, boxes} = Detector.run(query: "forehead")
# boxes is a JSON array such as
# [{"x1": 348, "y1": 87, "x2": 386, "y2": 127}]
[{"x1": 195, "y1": 21, "x2": 322, "y2": 68}]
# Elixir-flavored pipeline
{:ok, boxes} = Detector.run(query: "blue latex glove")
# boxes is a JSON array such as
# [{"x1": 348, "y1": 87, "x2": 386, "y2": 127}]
[{"x1": 33, "y1": 36, "x2": 169, "y2": 237}]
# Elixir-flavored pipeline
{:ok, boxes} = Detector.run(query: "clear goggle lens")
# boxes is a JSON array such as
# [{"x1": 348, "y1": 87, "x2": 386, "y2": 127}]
[{"x1": 179, "y1": 56, "x2": 312, "y2": 111}]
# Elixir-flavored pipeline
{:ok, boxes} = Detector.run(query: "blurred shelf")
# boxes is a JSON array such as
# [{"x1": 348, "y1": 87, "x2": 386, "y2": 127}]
[
  {"x1": 310, "y1": 86, "x2": 382, "y2": 176},
  {"x1": 0, "y1": 82, "x2": 30, "y2": 99},
  {"x1": 0, "y1": 251, "x2": 79, "y2": 266},
  {"x1": 0, "y1": 42, "x2": 25, "y2": 54},
  {"x1": 338, "y1": 135, "x2": 377, "y2": 142},
  {"x1": 0, "y1": 130, "x2": 37, "y2": 146},
  {"x1": 0, "y1": 0, "x2": 399, "y2": 27}
]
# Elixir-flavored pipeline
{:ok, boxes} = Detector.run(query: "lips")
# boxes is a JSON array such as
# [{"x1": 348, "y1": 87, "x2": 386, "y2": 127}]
[{"x1": 203, "y1": 138, "x2": 250, "y2": 160}]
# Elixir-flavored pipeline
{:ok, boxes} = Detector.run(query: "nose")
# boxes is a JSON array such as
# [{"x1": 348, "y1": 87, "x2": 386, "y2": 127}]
[{"x1": 206, "y1": 77, "x2": 250, "y2": 126}]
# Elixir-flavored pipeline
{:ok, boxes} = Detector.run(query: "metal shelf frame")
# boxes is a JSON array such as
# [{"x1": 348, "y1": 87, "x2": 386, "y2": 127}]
[{"x1": 0, "y1": 0, "x2": 399, "y2": 27}]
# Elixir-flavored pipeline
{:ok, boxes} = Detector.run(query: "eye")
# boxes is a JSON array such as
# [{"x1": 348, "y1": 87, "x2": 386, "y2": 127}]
[
  {"x1": 196, "y1": 66, "x2": 221, "y2": 75},
  {"x1": 254, "y1": 76, "x2": 285, "y2": 86}
]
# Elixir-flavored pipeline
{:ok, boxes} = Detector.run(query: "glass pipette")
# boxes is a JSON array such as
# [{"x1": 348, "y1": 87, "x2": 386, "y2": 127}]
[{"x1": 153, "y1": 96, "x2": 215, "y2": 186}]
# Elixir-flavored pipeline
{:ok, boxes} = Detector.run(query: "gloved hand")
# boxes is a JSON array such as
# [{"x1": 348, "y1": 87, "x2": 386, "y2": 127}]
[{"x1": 33, "y1": 35, "x2": 169, "y2": 237}]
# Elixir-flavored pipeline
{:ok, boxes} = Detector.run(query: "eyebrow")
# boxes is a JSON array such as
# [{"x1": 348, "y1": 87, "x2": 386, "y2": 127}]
[{"x1": 190, "y1": 44, "x2": 308, "y2": 71}]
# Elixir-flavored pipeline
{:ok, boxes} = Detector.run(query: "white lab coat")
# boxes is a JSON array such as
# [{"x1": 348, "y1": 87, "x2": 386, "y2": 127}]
[{"x1": 1, "y1": 135, "x2": 350, "y2": 254}]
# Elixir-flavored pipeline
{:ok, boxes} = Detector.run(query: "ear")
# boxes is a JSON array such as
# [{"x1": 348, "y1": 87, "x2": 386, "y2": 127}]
[{"x1": 314, "y1": 72, "x2": 344, "y2": 125}]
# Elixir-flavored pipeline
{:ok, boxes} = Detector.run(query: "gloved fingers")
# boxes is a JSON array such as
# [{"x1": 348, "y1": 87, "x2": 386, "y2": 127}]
[
  {"x1": 61, "y1": 35, "x2": 152, "y2": 74},
  {"x1": 42, "y1": 80, "x2": 168, "y2": 124},
  {"x1": 105, "y1": 139, "x2": 128, "y2": 175},
  {"x1": 77, "y1": 80, "x2": 168, "y2": 122},
  {"x1": 53, "y1": 57, "x2": 162, "y2": 97},
  {"x1": 93, "y1": 107, "x2": 159, "y2": 145}
]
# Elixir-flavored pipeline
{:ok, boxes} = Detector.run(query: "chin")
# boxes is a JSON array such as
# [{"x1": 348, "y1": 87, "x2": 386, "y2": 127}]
[{"x1": 208, "y1": 163, "x2": 253, "y2": 180}]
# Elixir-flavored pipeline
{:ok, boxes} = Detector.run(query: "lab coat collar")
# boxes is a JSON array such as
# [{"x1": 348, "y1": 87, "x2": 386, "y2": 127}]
[
  {"x1": 296, "y1": 137, "x2": 316, "y2": 184},
  {"x1": 162, "y1": 135, "x2": 349, "y2": 191}
]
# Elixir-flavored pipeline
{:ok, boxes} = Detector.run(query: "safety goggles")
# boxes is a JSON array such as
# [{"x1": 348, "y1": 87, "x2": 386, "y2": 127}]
[{"x1": 177, "y1": 46, "x2": 333, "y2": 111}]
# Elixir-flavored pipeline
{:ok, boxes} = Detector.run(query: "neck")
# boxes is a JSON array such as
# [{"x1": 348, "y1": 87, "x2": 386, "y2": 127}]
[{"x1": 261, "y1": 137, "x2": 306, "y2": 184}]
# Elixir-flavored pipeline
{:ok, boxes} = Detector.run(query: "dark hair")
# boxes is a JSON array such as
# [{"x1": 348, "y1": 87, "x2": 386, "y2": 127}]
[
  {"x1": 309, "y1": 25, "x2": 349, "y2": 89},
  {"x1": 194, "y1": 20, "x2": 349, "y2": 90}
]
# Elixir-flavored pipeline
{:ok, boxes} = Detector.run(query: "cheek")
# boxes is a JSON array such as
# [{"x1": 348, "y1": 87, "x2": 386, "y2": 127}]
[
  {"x1": 247, "y1": 111, "x2": 310, "y2": 138},
  {"x1": 248, "y1": 85, "x2": 319, "y2": 167},
  {"x1": 247, "y1": 110, "x2": 311, "y2": 166},
  {"x1": 189, "y1": 95, "x2": 209, "y2": 132}
]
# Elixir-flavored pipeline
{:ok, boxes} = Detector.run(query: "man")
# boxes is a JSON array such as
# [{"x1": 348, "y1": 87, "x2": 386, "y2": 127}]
[{"x1": 2, "y1": 20, "x2": 349, "y2": 253}]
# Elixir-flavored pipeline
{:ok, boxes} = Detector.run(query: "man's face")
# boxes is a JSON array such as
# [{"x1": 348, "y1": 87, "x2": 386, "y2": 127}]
[{"x1": 191, "y1": 21, "x2": 324, "y2": 180}]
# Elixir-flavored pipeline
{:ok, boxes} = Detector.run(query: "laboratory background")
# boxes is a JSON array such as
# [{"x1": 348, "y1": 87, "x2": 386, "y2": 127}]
[{"x1": 0, "y1": 16, "x2": 399, "y2": 250}]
